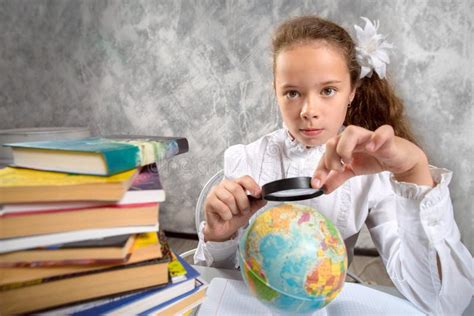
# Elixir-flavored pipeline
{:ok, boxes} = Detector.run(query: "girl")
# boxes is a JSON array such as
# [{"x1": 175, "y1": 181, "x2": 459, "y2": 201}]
[{"x1": 194, "y1": 16, "x2": 473, "y2": 314}]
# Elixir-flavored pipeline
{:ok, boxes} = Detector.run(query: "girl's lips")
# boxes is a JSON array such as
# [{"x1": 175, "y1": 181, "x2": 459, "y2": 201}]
[{"x1": 300, "y1": 128, "x2": 323, "y2": 137}]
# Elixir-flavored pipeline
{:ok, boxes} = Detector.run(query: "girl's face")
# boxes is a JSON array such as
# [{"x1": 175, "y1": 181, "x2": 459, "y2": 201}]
[{"x1": 274, "y1": 41, "x2": 355, "y2": 147}]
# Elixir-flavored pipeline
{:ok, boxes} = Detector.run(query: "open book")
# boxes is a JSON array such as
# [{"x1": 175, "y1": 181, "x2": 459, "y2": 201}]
[{"x1": 198, "y1": 278, "x2": 424, "y2": 315}]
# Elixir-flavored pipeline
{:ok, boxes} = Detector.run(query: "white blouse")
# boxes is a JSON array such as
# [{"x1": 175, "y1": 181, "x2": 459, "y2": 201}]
[{"x1": 194, "y1": 128, "x2": 473, "y2": 315}]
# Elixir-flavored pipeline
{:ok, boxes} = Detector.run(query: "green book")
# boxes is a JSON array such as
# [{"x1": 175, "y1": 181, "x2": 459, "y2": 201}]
[{"x1": 4, "y1": 136, "x2": 188, "y2": 176}]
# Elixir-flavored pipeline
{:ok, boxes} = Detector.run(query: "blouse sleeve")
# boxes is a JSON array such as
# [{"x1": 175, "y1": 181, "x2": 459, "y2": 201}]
[
  {"x1": 366, "y1": 166, "x2": 473, "y2": 315},
  {"x1": 193, "y1": 145, "x2": 250, "y2": 268}
]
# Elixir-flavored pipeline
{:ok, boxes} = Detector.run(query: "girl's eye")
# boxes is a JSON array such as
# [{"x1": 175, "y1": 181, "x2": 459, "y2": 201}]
[
  {"x1": 322, "y1": 87, "x2": 336, "y2": 96},
  {"x1": 285, "y1": 90, "x2": 300, "y2": 100}
]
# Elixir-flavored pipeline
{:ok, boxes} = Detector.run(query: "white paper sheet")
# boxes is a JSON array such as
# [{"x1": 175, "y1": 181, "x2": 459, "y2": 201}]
[{"x1": 198, "y1": 278, "x2": 425, "y2": 316}]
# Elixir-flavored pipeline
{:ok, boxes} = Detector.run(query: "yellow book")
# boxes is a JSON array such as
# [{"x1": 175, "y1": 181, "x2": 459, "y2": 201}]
[
  {"x1": 133, "y1": 231, "x2": 160, "y2": 248},
  {"x1": 168, "y1": 252, "x2": 188, "y2": 283},
  {"x1": 155, "y1": 233, "x2": 187, "y2": 283},
  {"x1": 0, "y1": 167, "x2": 137, "y2": 203}
]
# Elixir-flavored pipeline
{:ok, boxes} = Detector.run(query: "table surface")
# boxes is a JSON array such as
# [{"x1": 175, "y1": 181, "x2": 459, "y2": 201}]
[{"x1": 192, "y1": 265, "x2": 474, "y2": 315}]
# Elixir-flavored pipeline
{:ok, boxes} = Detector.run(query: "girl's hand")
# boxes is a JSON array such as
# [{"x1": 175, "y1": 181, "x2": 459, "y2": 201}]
[
  {"x1": 203, "y1": 176, "x2": 267, "y2": 242},
  {"x1": 312, "y1": 125, "x2": 435, "y2": 193}
]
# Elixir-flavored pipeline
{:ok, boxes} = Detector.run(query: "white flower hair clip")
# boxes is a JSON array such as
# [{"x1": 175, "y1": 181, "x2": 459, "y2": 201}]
[{"x1": 354, "y1": 17, "x2": 394, "y2": 79}]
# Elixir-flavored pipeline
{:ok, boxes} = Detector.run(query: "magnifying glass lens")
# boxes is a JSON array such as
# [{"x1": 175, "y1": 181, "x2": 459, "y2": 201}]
[
  {"x1": 261, "y1": 177, "x2": 324, "y2": 201},
  {"x1": 268, "y1": 188, "x2": 320, "y2": 198}
]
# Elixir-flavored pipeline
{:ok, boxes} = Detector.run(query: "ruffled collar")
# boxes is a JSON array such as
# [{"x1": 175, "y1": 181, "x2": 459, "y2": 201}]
[{"x1": 283, "y1": 129, "x2": 325, "y2": 156}]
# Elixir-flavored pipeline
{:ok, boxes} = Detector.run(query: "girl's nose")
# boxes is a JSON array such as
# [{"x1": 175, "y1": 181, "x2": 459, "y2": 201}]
[{"x1": 300, "y1": 95, "x2": 319, "y2": 119}]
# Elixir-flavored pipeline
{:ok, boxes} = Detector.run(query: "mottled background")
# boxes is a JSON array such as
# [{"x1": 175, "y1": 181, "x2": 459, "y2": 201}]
[{"x1": 0, "y1": 0, "x2": 472, "y2": 253}]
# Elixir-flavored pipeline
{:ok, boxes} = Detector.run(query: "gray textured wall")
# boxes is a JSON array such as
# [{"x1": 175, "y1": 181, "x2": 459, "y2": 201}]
[{"x1": 0, "y1": 0, "x2": 472, "y2": 252}]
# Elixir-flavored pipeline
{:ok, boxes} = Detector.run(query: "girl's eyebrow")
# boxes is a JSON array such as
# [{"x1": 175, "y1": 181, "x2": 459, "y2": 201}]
[
  {"x1": 279, "y1": 83, "x2": 299, "y2": 90},
  {"x1": 280, "y1": 79, "x2": 342, "y2": 89},
  {"x1": 279, "y1": 80, "x2": 342, "y2": 89},
  {"x1": 320, "y1": 80, "x2": 343, "y2": 85}
]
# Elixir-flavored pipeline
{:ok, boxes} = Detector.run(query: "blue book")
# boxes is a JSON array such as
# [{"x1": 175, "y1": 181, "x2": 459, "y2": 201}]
[
  {"x1": 72, "y1": 254, "x2": 200, "y2": 315},
  {"x1": 4, "y1": 136, "x2": 188, "y2": 176},
  {"x1": 139, "y1": 278, "x2": 207, "y2": 315}
]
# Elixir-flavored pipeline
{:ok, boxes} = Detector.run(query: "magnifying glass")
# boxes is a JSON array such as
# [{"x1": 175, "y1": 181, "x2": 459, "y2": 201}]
[{"x1": 249, "y1": 177, "x2": 324, "y2": 202}]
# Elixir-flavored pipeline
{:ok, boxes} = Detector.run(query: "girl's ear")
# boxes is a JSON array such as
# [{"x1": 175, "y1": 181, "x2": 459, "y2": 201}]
[
  {"x1": 349, "y1": 86, "x2": 357, "y2": 103},
  {"x1": 350, "y1": 79, "x2": 362, "y2": 102}
]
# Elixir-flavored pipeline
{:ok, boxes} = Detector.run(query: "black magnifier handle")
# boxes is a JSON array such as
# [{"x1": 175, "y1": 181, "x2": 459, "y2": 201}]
[{"x1": 247, "y1": 194, "x2": 262, "y2": 202}]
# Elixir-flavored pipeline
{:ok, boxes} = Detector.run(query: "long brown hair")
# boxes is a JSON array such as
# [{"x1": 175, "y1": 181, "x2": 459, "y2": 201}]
[{"x1": 272, "y1": 16, "x2": 417, "y2": 144}]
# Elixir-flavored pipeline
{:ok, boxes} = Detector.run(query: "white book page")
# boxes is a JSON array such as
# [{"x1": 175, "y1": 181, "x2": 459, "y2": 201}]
[
  {"x1": 198, "y1": 278, "x2": 424, "y2": 316},
  {"x1": 1, "y1": 189, "x2": 164, "y2": 215},
  {"x1": 0, "y1": 224, "x2": 159, "y2": 253}
]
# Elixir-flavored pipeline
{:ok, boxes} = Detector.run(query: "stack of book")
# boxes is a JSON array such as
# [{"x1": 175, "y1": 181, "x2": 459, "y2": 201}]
[{"x1": 0, "y1": 136, "x2": 207, "y2": 315}]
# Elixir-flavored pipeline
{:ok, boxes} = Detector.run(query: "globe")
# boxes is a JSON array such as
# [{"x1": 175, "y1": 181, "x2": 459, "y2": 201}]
[{"x1": 239, "y1": 203, "x2": 347, "y2": 314}]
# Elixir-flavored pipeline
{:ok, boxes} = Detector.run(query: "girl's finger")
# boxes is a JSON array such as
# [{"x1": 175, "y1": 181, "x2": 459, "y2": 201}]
[
  {"x1": 235, "y1": 176, "x2": 264, "y2": 215},
  {"x1": 324, "y1": 136, "x2": 345, "y2": 172},
  {"x1": 214, "y1": 183, "x2": 239, "y2": 216},
  {"x1": 312, "y1": 153, "x2": 330, "y2": 189},
  {"x1": 222, "y1": 179, "x2": 250, "y2": 215},
  {"x1": 235, "y1": 176, "x2": 262, "y2": 198},
  {"x1": 337, "y1": 125, "x2": 373, "y2": 160},
  {"x1": 206, "y1": 197, "x2": 233, "y2": 224},
  {"x1": 367, "y1": 125, "x2": 395, "y2": 153},
  {"x1": 230, "y1": 199, "x2": 267, "y2": 230},
  {"x1": 320, "y1": 168, "x2": 356, "y2": 194}
]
